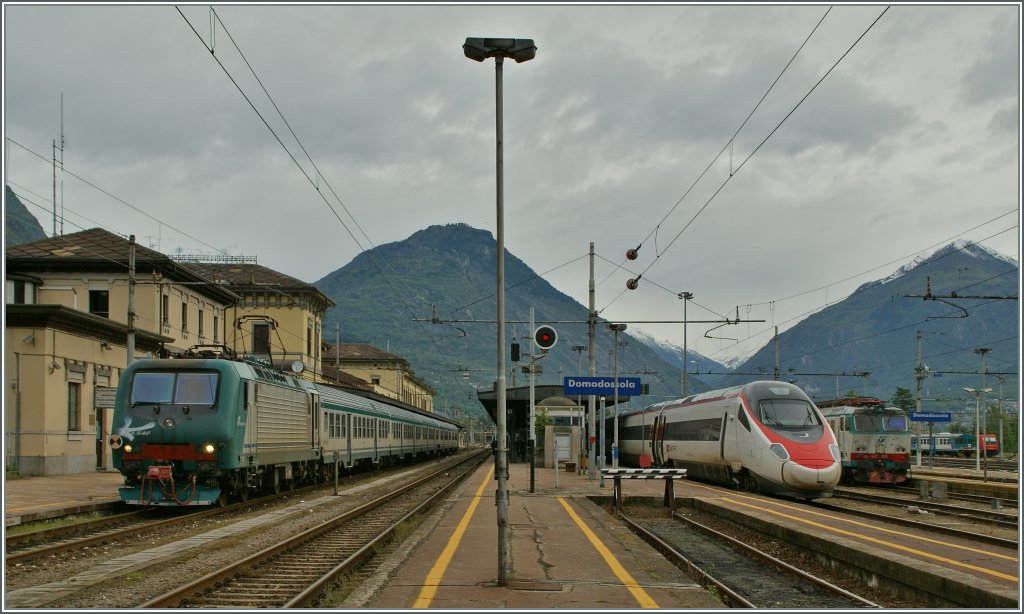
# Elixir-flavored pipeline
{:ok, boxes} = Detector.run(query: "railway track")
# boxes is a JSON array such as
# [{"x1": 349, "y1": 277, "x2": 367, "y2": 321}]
[
  {"x1": 888, "y1": 484, "x2": 1018, "y2": 509},
  {"x1": 4, "y1": 484, "x2": 325, "y2": 565},
  {"x1": 831, "y1": 487, "x2": 1019, "y2": 531},
  {"x1": 139, "y1": 453, "x2": 485, "y2": 608},
  {"x1": 618, "y1": 505, "x2": 881, "y2": 609},
  {"x1": 917, "y1": 457, "x2": 1019, "y2": 472}
]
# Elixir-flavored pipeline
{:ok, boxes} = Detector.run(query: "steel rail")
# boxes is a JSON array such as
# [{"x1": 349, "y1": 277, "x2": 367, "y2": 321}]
[
  {"x1": 670, "y1": 511, "x2": 881, "y2": 608},
  {"x1": 617, "y1": 512, "x2": 756, "y2": 608},
  {"x1": 139, "y1": 450, "x2": 488, "y2": 608}
]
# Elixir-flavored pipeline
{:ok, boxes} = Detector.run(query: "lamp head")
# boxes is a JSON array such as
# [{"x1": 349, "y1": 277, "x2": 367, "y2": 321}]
[{"x1": 464, "y1": 37, "x2": 537, "y2": 63}]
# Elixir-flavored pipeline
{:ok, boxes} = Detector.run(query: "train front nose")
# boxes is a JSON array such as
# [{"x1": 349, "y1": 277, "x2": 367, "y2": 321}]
[{"x1": 782, "y1": 459, "x2": 841, "y2": 491}]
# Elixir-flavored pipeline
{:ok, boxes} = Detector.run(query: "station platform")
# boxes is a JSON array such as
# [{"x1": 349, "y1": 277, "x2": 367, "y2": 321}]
[
  {"x1": 348, "y1": 459, "x2": 724, "y2": 609},
  {"x1": 4, "y1": 470, "x2": 125, "y2": 527}
]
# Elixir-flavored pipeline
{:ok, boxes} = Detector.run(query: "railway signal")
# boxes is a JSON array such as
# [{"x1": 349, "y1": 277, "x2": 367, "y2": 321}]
[{"x1": 534, "y1": 325, "x2": 557, "y2": 350}]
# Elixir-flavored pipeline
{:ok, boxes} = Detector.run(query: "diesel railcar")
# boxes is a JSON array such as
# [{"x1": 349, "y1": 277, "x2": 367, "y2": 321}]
[
  {"x1": 816, "y1": 397, "x2": 911, "y2": 484},
  {"x1": 108, "y1": 355, "x2": 460, "y2": 506},
  {"x1": 618, "y1": 381, "x2": 841, "y2": 499}
]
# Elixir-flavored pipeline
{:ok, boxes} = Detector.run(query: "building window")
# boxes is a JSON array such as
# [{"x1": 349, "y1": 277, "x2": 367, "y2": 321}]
[
  {"x1": 162, "y1": 294, "x2": 169, "y2": 326},
  {"x1": 253, "y1": 323, "x2": 270, "y2": 354},
  {"x1": 371, "y1": 375, "x2": 381, "y2": 386},
  {"x1": 7, "y1": 280, "x2": 37, "y2": 304},
  {"x1": 68, "y1": 382, "x2": 82, "y2": 431},
  {"x1": 213, "y1": 315, "x2": 219, "y2": 343},
  {"x1": 181, "y1": 302, "x2": 188, "y2": 333},
  {"x1": 89, "y1": 290, "x2": 110, "y2": 318},
  {"x1": 306, "y1": 322, "x2": 313, "y2": 357},
  {"x1": 198, "y1": 309, "x2": 205, "y2": 339}
]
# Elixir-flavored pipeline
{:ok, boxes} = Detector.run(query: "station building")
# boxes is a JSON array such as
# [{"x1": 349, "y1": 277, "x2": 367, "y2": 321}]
[
  {"x1": 4, "y1": 229, "x2": 237, "y2": 475},
  {"x1": 4, "y1": 227, "x2": 435, "y2": 476}
]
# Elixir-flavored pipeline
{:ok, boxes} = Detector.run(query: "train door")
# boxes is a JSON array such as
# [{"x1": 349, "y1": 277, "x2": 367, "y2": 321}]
[
  {"x1": 650, "y1": 408, "x2": 666, "y2": 466},
  {"x1": 308, "y1": 391, "x2": 320, "y2": 449},
  {"x1": 345, "y1": 413, "x2": 353, "y2": 467},
  {"x1": 243, "y1": 380, "x2": 257, "y2": 466},
  {"x1": 372, "y1": 418, "x2": 379, "y2": 463},
  {"x1": 732, "y1": 399, "x2": 757, "y2": 466},
  {"x1": 721, "y1": 404, "x2": 741, "y2": 466}
]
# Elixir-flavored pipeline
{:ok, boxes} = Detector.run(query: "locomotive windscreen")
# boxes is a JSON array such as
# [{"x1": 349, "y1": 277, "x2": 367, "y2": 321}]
[
  {"x1": 130, "y1": 371, "x2": 219, "y2": 406},
  {"x1": 853, "y1": 412, "x2": 908, "y2": 432},
  {"x1": 757, "y1": 399, "x2": 820, "y2": 428}
]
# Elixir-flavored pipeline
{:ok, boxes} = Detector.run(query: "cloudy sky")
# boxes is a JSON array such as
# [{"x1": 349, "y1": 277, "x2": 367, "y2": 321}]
[{"x1": 3, "y1": 3, "x2": 1020, "y2": 364}]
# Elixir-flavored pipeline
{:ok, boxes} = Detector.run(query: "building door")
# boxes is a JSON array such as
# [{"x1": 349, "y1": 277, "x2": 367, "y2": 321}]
[{"x1": 95, "y1": 408, "x2": 108, "y2": 470}]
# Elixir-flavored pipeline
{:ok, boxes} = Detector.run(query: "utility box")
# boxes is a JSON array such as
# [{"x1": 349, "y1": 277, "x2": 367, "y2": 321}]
[{"x1": 544, "y1": 425, "x2": 579, "y2": 470}]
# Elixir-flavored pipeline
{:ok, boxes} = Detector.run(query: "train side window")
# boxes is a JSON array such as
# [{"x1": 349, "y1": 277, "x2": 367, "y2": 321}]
[{"x1": 737, "y1": 407, "x2": 751, "y2": 431}]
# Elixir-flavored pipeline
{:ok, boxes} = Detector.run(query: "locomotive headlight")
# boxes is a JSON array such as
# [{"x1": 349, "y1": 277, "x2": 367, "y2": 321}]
[
  {"x1": 162, "y1": 418, "x2": 176, "y2": 429},
  {"x1": 203, "y1": 443, "x2": 215, "y2": 454},
  {"x1": 769, "y1": 443, "x2": 790, "y2": 460},
  {"x1": 123, "y1": 444, "x2": 133, "y2": 453},
  {"x1": 829, "y1": 444, "x2": 841, "y2": 462}
]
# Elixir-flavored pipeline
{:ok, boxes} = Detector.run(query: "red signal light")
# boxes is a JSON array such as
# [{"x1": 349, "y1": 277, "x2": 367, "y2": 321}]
[{"x1": 534, "y1": 325, "x2": 557, "y2": 350}]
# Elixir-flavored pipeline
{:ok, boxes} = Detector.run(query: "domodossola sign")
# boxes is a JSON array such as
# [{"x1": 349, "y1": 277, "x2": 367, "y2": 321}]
[
  {"x1": 910, "y1": 412, "x2": 952, "y2": 422},
  {"x1": 563, "y1": 376, "x2": 642, "y2": 396}
]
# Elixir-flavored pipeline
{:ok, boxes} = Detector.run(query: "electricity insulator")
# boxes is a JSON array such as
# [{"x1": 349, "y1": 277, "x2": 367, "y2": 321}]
[
  {"x1": 626, "y1": 248, "x2": 639, "y2": 260},
  {"x1": 626, "y1": 278, "x2": 639, "y2": 290}
]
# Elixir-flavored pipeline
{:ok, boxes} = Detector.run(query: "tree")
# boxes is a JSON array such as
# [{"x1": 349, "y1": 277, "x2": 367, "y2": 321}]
[
  {"x1": 891, "y1": 387, "x2": 914, "y2": 412},
  {"x1": 534, "y1": 407, "x2": 553, "y2": 441}
]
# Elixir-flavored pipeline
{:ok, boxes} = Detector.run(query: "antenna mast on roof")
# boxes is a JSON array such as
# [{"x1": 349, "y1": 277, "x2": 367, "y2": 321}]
[{"x1": 52, "y1": 93, "x2": 67, "y2": 237}]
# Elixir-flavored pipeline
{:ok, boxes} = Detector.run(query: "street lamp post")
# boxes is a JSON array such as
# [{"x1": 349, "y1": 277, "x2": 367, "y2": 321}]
[
  {"x1": 972, "y1": 347, "x2": 992, "y2": 472},
  {"x1": 572, "y1": 345, "x2": 586, "y2": 473},
  {"x1": 679, "y1": 292, "x2": 692, "y2": 398},
  {"x1": 607, "y1": 324, "x2": 627, "y2": 469},
  {"x1": 463, "y1": 36, "x2": 536, "y2": 588},
  {"x1": 963, "y1": 386, "x2": 993, "y2": 476}
]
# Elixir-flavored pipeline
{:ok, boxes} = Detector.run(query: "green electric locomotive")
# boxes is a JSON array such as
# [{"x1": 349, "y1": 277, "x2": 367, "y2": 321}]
[{"x1": 109, "y1": 354, "x2": 460, "y2": 506}]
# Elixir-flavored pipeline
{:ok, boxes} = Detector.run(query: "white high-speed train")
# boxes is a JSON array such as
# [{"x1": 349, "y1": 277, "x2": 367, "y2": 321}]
[{"x1": 618, "y1": 381, "x2": 842, "y2": 499}]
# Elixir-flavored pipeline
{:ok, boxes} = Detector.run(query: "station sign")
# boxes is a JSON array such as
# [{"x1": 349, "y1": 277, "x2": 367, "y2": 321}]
[
  {"x1": 910, "y1": 411, "x2": 952, "y2": 423},
  {"x1": 563, "y1": 376, "x2": 641, "y2": 397},
  {"x1": 94, "y1": 386, "x2": 118, "y2": 409}
]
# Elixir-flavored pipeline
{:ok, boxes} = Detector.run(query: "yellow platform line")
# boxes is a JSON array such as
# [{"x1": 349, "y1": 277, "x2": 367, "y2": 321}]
[
  {"x1": 725, "y1": 492, "x2": 1018, "y2": 563},
  {"x1": 556, "y1": 496, "x2": 660, "y2": 608},
  {"x1": 412, "y1": 465, "x2": 493, "y2": 608},
  {"x1": 723, "y1": 497, "x2": 1018, "y2": 583}
]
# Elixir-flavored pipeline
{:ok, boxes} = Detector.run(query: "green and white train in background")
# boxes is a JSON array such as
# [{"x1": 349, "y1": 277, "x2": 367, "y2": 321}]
[
  {"x1": 816, "y1": 397, "x2": 911, "y2": 484},
  {"x1": 109, "y1": 353, "x2": 461, "y2": 506}
]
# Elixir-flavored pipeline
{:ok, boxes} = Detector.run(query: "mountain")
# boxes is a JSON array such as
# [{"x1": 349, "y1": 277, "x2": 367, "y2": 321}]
[
  {"x1": 629, "y1": 329, "x2": 730, "y2": 388},
  {"x1": 720, "y1": 241, "x2": 1018, "y2": 417},
  {"x1": 4, "y1": 186, "x2": 48, "y2": 246},
  {"x1": 315, "y1": 223, "x2": 709, "y2": 422}
]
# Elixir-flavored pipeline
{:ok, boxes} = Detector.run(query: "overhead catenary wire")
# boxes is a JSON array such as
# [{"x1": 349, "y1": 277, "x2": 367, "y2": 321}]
[
  {"x1": 6, "y1": 137, "x2": 234, "y2": 259},
  {"x1": 633, "y1": 7, "x2": 891, "y2": 282},
  {"x1": 637, "y1": 6, "x2": 834, "y2": 260},
  {"x1": 598, "y1": 9, "x2": 893, "y2": 314},
  {"x1": 174, "y1": 7, "x2": 475, "y2": 396}
]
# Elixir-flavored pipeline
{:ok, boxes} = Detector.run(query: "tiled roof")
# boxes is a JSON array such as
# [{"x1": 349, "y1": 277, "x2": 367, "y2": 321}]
[
  {"x1": 6, "y1": 228, "x2": 171, "y2": 263},
  {"x1": 322, "y1": 342, "x2": 408, "y2": 363},
  {"x1": 182, "y1": 262, "x2": 334, "y2": 307},
  {"x1": 320, "y1": 365, "x2": 374, "y2": 391},
  {"x1": 5, "y1": 228, "x2": 238, "y2": 304}
]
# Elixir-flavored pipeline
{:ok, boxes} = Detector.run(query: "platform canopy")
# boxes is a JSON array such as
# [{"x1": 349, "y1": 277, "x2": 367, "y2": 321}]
[{"x1": 477, "y1": 384, "x2": 627, "y2": 461}]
